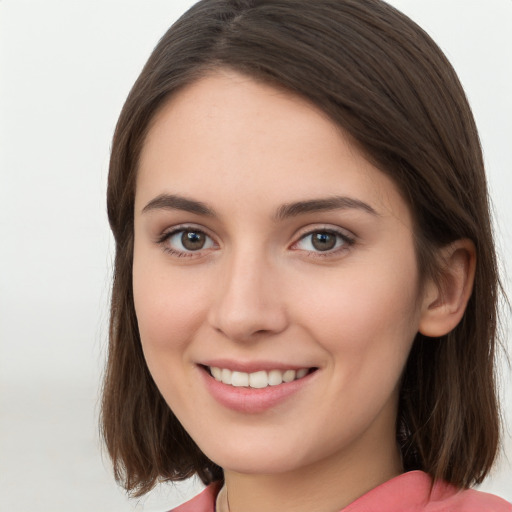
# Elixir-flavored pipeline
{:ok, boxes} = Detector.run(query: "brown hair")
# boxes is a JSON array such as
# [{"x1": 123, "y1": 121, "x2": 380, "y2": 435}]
[{"x1": 101, "y1": 0, "x2": 502, "y2": 497}]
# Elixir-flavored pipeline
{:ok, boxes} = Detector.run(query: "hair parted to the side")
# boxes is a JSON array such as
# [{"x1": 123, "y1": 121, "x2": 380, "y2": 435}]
[{"x1": 101, "y1": 0, "x2": 502, "y2": 497}]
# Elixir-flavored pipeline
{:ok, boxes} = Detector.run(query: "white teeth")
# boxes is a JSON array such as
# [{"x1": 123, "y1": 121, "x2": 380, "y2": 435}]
[
  {"x1": 221, "y1": 368, "x2": 232, "y2": 385},
  {"x1": 231, "y1": 371, "x2": 249, "y2": 387},
  {"x1": 268, "y1": 369, "x2": 283, "y2": 386},
  {"x1": 211, "y1": 367, "x2": 222, "y2": 381},
  {"x1": 296, "y1": 368, "x2": 308, "y2": 379},
  {"x1": 209, "y1": 366, "x2": 310, "y2": 388},
  {"x1": 249, "y1": 370, "x2": 268, "y2": 389},
  {"x1": 282, "y1": 369, "x2": 296, "y2": 383}
]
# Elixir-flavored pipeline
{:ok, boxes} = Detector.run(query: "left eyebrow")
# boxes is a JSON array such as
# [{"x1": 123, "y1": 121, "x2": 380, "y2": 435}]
[
  {"x1": 141, "y1": 194, "x2": 215, "y2": 216},
  {"x1": 273, "y1": 196, "x2": 378, "y2": 221}
]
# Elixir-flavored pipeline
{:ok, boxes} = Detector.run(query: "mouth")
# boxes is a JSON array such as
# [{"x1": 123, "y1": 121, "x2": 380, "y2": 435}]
[
  {"x1": 202, "y1": 365, "x2": 317, "y2": 388},
  {"x1": 198, "y1": 363, "x2": 319, "y2": 413}
]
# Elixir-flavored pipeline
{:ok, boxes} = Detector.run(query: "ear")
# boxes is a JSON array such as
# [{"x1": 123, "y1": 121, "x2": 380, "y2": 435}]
[{"x1": 418, "y1": 239, "x2": 476, "y2": 337}]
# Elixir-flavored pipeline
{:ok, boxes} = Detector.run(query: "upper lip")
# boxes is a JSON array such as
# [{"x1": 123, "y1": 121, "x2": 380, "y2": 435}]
[{"x1": 200, "y1": 359, "x2": 315, "y2": 373}]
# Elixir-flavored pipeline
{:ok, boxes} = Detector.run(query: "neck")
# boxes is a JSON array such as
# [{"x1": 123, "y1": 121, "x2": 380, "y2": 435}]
[{"x1": 218, "y1": 430, "x2": 403, "y2": 512}]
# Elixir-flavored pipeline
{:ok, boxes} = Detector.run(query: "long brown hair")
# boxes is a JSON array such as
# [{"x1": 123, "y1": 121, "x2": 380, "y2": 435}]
[{"x1": 102, "y1": 0, "x2": 502, "y2": 497}]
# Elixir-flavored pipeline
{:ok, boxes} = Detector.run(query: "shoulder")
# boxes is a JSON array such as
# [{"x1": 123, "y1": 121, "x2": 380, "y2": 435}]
[
  {"x1": 168, "y1": 483, "x2": 220, "y2": 512},
  {"x1": 427, "y1": 483, "x2": 512, "y2": 512},
  {"x1": 343, "y1": 471, "x2": 511, "y2": 512}
]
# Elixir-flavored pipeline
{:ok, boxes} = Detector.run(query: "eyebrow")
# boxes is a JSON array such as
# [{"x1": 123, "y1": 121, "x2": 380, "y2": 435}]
[
  {"x1": 273, "y1": 196, "x2": 378, "y2": 220},
  {"x1": 141, "y1": 193, "x2": 378, "y2": 219},
  {"x1": 142, "y1": 194, "x2": 214, "y2": 216}
]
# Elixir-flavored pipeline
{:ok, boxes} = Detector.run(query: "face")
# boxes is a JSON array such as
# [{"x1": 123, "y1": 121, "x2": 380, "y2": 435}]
[{"x1": 133, "y1": 70, "x2": 428, "y2": 477}]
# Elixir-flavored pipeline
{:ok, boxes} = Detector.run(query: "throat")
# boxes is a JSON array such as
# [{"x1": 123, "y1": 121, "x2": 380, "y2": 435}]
[{"x1": 219, "y1": 445, "x2": 404, "y2": 512}]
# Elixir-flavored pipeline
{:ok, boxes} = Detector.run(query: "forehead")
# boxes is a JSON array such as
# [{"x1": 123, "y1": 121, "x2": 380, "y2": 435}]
[{"x1": 136, "y1": 70, "x2": 411, "y2": 225}]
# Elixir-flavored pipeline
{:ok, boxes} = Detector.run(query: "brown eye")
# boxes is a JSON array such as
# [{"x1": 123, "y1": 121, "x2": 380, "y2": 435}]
[
  {"x1": 311, "y1": 232, "x2": 337, "y2": 251},
  {"x1": 181, "y1": 230, "x2": 207, "y2": 251},
  {"x1": 162, "y1": 228, "x2": 215, "y2": 255},
  {"x1": 294, "y1": 229, "x2": 352, "y2": 254}
]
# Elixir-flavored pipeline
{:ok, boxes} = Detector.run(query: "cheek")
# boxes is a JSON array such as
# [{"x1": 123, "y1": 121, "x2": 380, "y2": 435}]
[
  {"x1": 294, "y1": 251, "x2": 421, "y2": 371},
  {"x1": 132, "y1": 259, "x2": 215, "y2": 419},
  {"x1": 132, "y1": 255, "x2": 210, "y2": 356}
]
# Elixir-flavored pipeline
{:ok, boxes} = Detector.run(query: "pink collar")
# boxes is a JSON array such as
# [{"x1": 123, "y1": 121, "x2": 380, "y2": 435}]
[{"x1": 171, "y1": 471, "x2": 511, "y2": 512}]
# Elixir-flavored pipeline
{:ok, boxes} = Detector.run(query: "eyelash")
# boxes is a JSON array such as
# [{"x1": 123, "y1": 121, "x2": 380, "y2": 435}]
[
  {"x1": 157, "y1": 225, "x2": 216, "y2": 258},
  {"x1": 291, "y1": 228, "x2": 355, "y2": 258},
  {"x1": 156, "y1": 225, "x2": 355, "y2": 258}
]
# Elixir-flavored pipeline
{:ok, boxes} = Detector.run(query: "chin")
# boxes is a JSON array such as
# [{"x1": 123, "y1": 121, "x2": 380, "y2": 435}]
[
  {"x1": 213, "y1": 453, "x2": 305, "y2": 476},
  {"x1": 197, "y1": 433, "x2": 327, "y2": 477}
]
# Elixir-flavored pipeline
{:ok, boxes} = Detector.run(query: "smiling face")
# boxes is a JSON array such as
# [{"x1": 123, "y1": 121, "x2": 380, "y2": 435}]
[{"x1": 133, "y1": 70, "x2": 429, "y2": 479}]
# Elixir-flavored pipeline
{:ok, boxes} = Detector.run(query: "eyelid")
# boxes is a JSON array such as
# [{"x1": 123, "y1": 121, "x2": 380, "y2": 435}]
[
  {"x1": 290, "y1": 224, "x2": 356, "y2": 255},
  {"x1": 156, "y1": 223, "x2": 219, "y2": 257},
  {"x1": 157, "y1": 222, "x2": 216, "y2": 238},
  {"x1": 155, "y1": 222, "x2": 355, "y2": 258}
]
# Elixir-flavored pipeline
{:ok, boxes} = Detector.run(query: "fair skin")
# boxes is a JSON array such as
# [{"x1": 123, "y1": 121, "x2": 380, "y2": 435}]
[{"x1": 133, "y1": 70, "x2": 475, "y2": 512}]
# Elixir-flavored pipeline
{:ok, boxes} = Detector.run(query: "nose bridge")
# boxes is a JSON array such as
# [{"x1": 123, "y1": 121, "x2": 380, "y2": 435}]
[{"x1": 208, "y1": 244, "x2": 287, "y2": 341}]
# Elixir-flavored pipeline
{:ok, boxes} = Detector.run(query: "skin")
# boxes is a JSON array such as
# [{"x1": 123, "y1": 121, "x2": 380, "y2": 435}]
[{"x1": 132, "y1": 70, "x2": 474, "y2": 512}]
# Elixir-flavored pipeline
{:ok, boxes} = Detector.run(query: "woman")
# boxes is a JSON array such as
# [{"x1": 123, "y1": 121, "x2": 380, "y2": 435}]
[{"x1": 101, "y1": 1, "x2": 511, "y2": 510}]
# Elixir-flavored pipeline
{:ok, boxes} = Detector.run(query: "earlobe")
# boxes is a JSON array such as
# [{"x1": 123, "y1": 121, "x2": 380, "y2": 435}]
[{"x1": 418, "y1": 239, "x2": 476, "y2": 338}]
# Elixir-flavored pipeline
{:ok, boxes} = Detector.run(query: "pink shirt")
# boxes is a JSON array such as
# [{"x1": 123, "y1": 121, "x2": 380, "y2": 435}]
[{"x1": 170, "y1": 471, "x2": 511, "y2": 511}]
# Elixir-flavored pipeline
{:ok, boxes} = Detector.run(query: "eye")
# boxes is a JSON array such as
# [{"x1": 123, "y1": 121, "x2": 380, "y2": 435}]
[
  {"x1": 159, "y1": 227, "x2": 216, "y2": 255},
  {"x1": 293, "y1": 229, "x2": 353, "y2": 254}
]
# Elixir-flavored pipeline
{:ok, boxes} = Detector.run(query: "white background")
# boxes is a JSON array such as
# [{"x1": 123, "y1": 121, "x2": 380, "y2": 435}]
[{"x1": 1, "y1": 1, "x2": 511, "y2": 510}]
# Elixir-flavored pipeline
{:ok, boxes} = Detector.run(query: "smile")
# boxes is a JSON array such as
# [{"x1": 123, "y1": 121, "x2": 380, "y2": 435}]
[
  {"x1": 209, "y1": 367, "x2": 310, "y2": 388},
  {"x1": 200, "y1": 364, "x2": 319, "y2": 413}
]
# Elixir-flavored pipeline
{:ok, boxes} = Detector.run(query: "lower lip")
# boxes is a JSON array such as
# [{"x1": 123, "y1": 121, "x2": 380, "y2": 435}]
[{"x1": 198, "y1": 366, "x2": 317, "y2": 414}]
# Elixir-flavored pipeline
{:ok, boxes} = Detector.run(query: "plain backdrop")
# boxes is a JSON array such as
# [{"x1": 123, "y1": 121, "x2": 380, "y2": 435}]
[{"x1": 1, "y1": 1, "x2": 511, "y2": 510}]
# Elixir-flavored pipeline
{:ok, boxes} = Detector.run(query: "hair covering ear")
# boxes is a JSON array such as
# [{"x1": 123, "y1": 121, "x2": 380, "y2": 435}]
[{"x1": 418, "y1": 239, "x2": 476, "y2": 337}]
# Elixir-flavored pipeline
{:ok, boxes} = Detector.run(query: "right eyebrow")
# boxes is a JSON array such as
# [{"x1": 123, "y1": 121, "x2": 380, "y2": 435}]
[
  {"x1": 273, "y1": 196, "x2": 378, "y2": 221},
  {"x1": 141, "y1": 193, "x2": 215, "y2": 216}
]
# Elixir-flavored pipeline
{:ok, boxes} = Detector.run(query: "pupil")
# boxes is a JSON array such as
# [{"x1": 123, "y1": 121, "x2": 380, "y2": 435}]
[
  {"x1": 182, "y1": 231, "x2": 205, "y2": 250},
  {"x1": 312, "y1": 232, "x2": 336, "y2": 251}
]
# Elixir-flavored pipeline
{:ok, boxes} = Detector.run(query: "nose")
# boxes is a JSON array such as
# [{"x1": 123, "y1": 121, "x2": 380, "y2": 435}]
[{"x1": 207, "y1": 251, "x2": 289, "y2": 343}]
